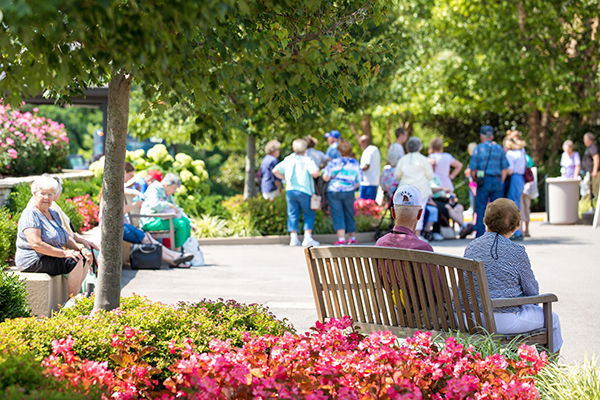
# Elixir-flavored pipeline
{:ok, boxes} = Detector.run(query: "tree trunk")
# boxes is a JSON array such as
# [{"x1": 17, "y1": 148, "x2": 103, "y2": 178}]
[
  {"x1": 349, "y1": 122, "x2": 360, "y2": 142},
  {"x1": 360, "y1": 114, "x2": 372, "y2": 138},
  {"x1": 243, "y1": 133, "x2": 257, "y2": 200},
  {"x1": 386, "y1": 116, "x2": 393, "y2": 148},
  {"x1": 527, "y1": 107, "x2": 550, "y2": 165},
  {"x1": 93, "y1": 71, "x2": 132, "y2": 312},
  {"x1": 547, "y1": 113, "x2": 570, "y2": 166}
]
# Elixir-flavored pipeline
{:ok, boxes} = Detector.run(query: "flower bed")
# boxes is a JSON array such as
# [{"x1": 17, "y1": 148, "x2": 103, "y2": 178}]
[
  {"x1": 33, "y1": 317, "x2": 550, "y2": 399},
  {"x1": 0, "y1": 105, "x2": 69, "y2": 176},
  {"x1": 65, "y1": 194, "x2": 100, "y2": 232}
]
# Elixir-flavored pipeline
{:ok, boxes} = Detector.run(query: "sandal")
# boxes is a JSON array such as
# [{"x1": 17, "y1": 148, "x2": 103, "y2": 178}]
[
  {"x1": 170, "y1": 262, "x2": 191, "y2": 269},
  {"x1": 170, "y1": 253, "x2": 194, "y2": 267}
]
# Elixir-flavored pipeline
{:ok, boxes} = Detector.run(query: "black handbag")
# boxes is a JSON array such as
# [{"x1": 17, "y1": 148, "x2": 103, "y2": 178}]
[{"x1": 130, "y1": 243, "x2": 162, "y2": 270}]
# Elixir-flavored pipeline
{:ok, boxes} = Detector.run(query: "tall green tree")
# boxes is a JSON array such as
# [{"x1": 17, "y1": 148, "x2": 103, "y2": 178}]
[{"x1": 1, "y1": 0, "x2": 392, "y2": 310}]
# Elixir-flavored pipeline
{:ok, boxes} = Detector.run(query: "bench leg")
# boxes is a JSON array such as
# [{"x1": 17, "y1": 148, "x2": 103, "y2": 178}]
[{"x1": 543, "y1": 301, "x2": 554, "y2": 352}]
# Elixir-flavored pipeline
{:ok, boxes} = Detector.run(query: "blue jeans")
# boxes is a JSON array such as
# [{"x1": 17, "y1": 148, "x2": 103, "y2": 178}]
[
  {"x1": 123, "y1": 223, "x2": 146, "y2": 244},
  {"x1": 474, "y1": 176, "x2": 503, "y2": 237},
  {"x1": 359, "y1": 185, "x2": 378, "y2": 200},
  {"x1": 506, "y1": 174, "x2": 524, "y2": 209},
  {"x1": 286, "y1": 190, "x2": 315, "y2": 232},
  {"x1": 327, "y1": 191, "x2": 356, "y2": 233},
  {"x1": 506, "y1": 173, "x2": 525, "y2": 236}
]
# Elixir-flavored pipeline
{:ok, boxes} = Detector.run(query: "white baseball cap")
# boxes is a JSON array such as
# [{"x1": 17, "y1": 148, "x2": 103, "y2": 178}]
[{"x1": 393, "y1": 184, "x2": 423, "y2": 207}]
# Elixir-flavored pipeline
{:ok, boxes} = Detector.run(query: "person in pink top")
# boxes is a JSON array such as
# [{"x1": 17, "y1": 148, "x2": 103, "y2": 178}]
[{"x1": 375, "y1": 184, "x2": 433, "y2": 252}]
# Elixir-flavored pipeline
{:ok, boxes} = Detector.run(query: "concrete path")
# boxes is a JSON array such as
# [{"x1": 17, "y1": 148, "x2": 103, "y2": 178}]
[{"x1": 120, "y1": 221, "x2": 600, "y2": 364}]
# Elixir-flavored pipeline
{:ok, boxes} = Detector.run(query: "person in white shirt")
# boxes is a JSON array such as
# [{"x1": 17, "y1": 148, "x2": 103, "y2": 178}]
[
  {"x1": 358, "y1": 135, "x2": 381, "y2": 200},
  {"x1": 386, "y1": 128, "x2": 408, "y2": 167},
  {"x1": 395, "y1": 137, "x2": 434, "y2": 235},
  {"x1": 428, "y1": 137, "x2": 463, "y2": 191}
]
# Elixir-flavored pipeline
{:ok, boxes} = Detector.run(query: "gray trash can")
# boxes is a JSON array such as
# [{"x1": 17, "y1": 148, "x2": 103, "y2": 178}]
[{"x1": 546, "y1": 177, "x2": 580, "y2": 224}]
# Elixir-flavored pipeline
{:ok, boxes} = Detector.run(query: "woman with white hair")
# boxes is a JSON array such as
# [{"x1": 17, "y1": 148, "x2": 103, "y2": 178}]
[
  {"x1": 560, "y1": 139, "x2": 581, "y2": 179},
  {"x1": 15, "y1": 176, "x2": 90, "y2": 297},
  {"x1": 273, "y1": 138, "x2": 321, "y2": 247},
  {"x1": 394, "y1": 137, "x2": 434, "y2": 236},
  {"x1": 140, "y1": 173, "x2": 192, "y2": 249}
]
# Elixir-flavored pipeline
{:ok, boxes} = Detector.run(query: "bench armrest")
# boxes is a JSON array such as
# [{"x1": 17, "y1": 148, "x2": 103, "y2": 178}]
[
  {"x1": 491, "y1": 293, "x2": 558, "y2": 308},
  {"x1": 129, "y1": 213, "x2": 177, "y2": 219}
]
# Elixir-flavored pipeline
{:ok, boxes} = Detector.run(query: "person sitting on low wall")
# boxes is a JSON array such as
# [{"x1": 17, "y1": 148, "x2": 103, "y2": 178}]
[{"x1": 15, "y1": 176, "x2": 90, "y2": 297}]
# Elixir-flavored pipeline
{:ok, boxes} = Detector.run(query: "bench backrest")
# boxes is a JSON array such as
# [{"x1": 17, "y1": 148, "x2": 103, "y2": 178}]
[{"x1": 304, "y1": 246, "x2": 496, "y2": 335}]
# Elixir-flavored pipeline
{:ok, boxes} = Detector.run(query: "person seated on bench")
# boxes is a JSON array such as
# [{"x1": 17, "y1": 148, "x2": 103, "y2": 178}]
[
  {"x1": 118, "y1": 164, "x2": 193, "y2": 268},
  {"x1": 139, "y1": 173, "x2": 193, "y2": 250},
  {"x1": 376, "y1": 184, "x2": 433, "y2": 252},
  {"x1": 15, "y1": 176, "x2": 91, "y2": 297},
  {"x1": 464, "y1": 198, "x2": 563, "y2": 352}
]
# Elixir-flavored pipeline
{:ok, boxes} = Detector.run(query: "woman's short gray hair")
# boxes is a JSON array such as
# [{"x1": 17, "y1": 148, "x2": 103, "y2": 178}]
[
  {"x1": 31, "y1": 176, "x2": 60, "y2": 195},
  {"x1": 162, "y1": 173, "x2": 181, "y2": 186},
  {"x1": 292, "y1": 138, "x2": 308, "y2": 154},
  {"x1": 406, "y1": 137, "x2": 423, "y2": 153}
]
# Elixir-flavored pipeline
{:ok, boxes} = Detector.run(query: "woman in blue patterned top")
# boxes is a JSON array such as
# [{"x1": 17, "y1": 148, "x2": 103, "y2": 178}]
[
  {"x1": 464, "y1": 198, "x2": 562, "y2": 352},
  {"x1": 15, "y1": 176, "x2": 90, "y2": 297},
  {"x1": 322, "y1": 140, "x2": 361, "y2": 245}
]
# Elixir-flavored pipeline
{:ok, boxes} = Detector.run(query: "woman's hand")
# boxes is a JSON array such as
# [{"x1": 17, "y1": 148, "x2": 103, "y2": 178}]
[{"x1": 64, "y1": 249, "x2": 83, "y2": 261}]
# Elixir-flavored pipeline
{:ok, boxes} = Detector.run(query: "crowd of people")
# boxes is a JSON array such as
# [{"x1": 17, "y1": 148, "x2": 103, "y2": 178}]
[{"x1": 260, "y1": 126, "x2": 599, "y2": 246}]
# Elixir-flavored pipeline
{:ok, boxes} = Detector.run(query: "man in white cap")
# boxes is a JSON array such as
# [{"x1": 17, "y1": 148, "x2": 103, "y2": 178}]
[{"x1": 375, "y1": 184, "x2": 433, "y2": 252}]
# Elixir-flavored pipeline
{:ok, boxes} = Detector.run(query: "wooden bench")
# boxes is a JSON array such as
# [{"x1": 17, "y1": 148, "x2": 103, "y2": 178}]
[{"x1": 304, "y1": 246, "x2": 558, "y2": 351}]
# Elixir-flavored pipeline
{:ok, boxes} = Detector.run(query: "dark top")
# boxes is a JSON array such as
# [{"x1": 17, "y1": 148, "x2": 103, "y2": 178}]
[
  {"x1": 259, "y1": 154, "x2": 280, "y2": 193},
  {"x1": 583, "y1": 142, "x2": 598, "y2": 173}
]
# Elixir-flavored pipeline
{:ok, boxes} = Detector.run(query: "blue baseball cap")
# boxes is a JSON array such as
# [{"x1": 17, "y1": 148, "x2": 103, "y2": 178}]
[
  {"x1": 325, "y1": 130, "x2": 341, "y2": 139},
  {"x1": 479, "y1": 125, "x2": 494, "y2": 137}
]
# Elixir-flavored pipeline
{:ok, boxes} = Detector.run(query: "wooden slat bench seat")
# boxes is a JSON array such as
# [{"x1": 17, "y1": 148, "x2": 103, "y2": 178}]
[{"x1": 304, "y1": 246, "x2": 558, "y2": 351}]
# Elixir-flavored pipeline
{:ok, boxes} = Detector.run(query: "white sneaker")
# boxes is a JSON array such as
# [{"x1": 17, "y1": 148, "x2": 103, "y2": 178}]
[
  {"x1": 302, "y1": 238, "x2": 320, "y2": 247},
  {"x1": 289, "y1": 237, "x2": 302, "y2": 246},
  {"x1": 432, "y1": 233, "x2": 444, "y2": 241}
]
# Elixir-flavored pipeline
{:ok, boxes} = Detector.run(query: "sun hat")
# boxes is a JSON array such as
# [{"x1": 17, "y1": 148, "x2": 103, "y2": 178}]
[
  {"x1": 393, "y1": 184, "x2": 422, "y2": 207},
  {"x1": 146, "y1": 169, "x2": 163, "y2": 182}
]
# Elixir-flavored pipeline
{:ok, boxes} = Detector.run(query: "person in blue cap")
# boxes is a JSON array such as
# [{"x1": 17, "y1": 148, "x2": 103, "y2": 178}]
[
  {"x1": 325, "y1": 130, "x2": 341, "y2": 159},
  {"x1": 469, "y1": 125, "x2": 509, "y2": 238}
]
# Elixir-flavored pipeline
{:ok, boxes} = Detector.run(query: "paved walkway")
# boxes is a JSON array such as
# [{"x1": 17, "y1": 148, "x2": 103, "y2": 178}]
[{"x1": 120, "y1": 221, "x2": 600, "y2": 364}]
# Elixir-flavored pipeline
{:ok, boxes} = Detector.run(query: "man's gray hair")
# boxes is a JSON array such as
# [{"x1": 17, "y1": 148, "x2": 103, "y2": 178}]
[
  {"x1": 584, "y1": 132, "x2": 596, "y2": 142},
  {"x1": 31, "y1": 176, "x2": 60, "y2": 195},
  {"x1": 292, "y1": 138, "x2": 308, "y2": 154},
  {"x1": 162, "y1": 173, "x2": 181, "y2": 186},
  {"x1": 406, "y1": 137, "x2": 423, "y2": 153}
]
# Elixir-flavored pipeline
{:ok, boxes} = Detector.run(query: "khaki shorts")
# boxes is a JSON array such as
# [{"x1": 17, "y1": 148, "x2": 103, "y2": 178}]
[{"x1": 520, "y1": 194, "x2": 531, "y2": 222}]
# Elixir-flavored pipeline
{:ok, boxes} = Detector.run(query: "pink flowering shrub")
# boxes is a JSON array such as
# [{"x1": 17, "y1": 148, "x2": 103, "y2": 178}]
[
  {"x1": 42, "y1": 318, "x2": 548, "y2": 399},
  {"x1": 65, "y1": 194, "x2": 100, "y2": 232},
  {"x1": 0, "y1": 104, "x2": 69, "y2": 176},
  {"x1": 354, "y1": 198, "x2": 384, "y2": 218}
]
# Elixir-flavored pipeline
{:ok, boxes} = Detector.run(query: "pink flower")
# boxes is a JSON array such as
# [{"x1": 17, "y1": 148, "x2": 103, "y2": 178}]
[{"x1": 7, "y1": 148, "x2": 18, "y2": 159}]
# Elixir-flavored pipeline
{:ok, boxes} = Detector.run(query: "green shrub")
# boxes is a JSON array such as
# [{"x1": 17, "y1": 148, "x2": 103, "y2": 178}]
[
  {"x1": 313, "y1": 211, "x2": 334, "y2": 234},
  {"x1": 0, "y1": 209, "x2": 18, "y2": 264},
  {"x1": 355, "y1": 214, "x2": 378, "y2": 233},
  {"x1": 227, "y1": 213, "x2": 260, "y2": 237},
  {"x1": 193, "y1": 215, "x2": 232, "y2": 238},
  {"x1": 177, "y1": 194, "x2": 229, "y2": 218},
  {"x1": 5, "y1": 183, "x2": 31, "y2": 215},
  {"x1": 0, "y1": 268, "x2": 30, "y2": 322},
  {"x1": 0, "y1": 295, "x2": 293, "y2": 380},
  {"x1": 61, "y1": 177, "x2": 102, "y2": 204},
  {"x1": 244, "y1": 194, "x2": 288, "y2": 235},
  {"x1": 0, "y1": 351, "x2": 95, "y2": 399},
  {"x1": 537, "y1": 358, "x2": 600, "y2": 400}
]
